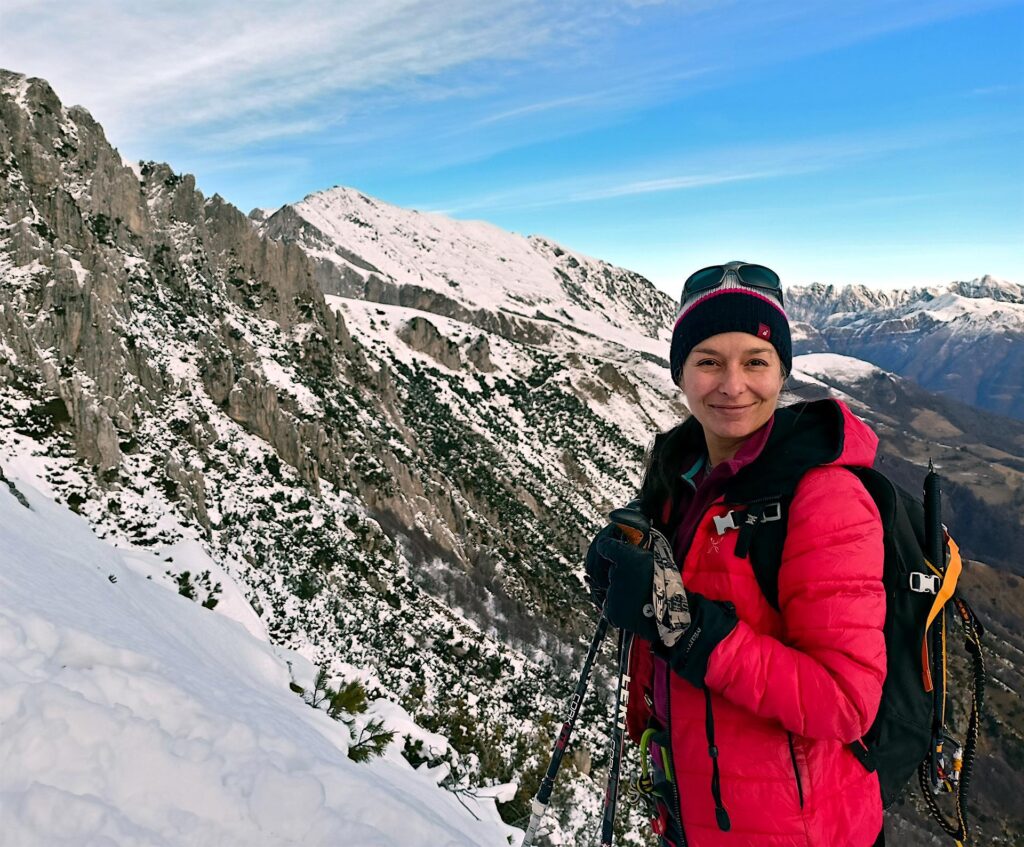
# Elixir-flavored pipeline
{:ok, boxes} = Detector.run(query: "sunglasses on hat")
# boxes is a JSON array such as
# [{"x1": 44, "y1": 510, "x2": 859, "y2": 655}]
[{"x1": 682, "y1": 262, "x2": 783, "y2": 304}]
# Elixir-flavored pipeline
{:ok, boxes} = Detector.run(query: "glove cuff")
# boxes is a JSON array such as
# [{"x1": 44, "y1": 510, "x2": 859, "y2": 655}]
[{"x1": 666, "y1": 595, "x2": 738, "y2": 688}]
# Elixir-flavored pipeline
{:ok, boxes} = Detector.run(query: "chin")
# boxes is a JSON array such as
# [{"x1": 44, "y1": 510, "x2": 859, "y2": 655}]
[
  {"x1": 704, "y1": 411, "x2": 769, "y2": 441},
  {"x1": 714, "y1": 423, "x2": 760, "y2": 440}
]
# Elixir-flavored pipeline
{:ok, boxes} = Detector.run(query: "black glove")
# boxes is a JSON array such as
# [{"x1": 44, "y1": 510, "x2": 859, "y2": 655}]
[
  {"x1": 662, "y1": 594, "x2": 739, "y2": 688},
  {"x1": 584, "y1": 523, "x2": 623, "y2": 609},
  {"x1": 595, "y1": 537, "x2": 660, "y2": 642}
]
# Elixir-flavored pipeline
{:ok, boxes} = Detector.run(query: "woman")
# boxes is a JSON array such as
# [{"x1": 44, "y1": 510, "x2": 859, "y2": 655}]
[{"x1": 586, "y1": 262, "x2": 886, "y2": 847}]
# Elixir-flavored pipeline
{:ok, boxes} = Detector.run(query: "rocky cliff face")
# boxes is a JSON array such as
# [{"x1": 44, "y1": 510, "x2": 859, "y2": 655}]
[
  {"x1": 2, "y1": 70, "x2": 1022, "y2": 845},
  {"x1": 787, "y1": 279, "x2": 1024, "y2": 419}
]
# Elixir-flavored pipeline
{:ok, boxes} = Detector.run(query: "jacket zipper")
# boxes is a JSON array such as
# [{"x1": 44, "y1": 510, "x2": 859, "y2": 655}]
[
  {"x1": 665, "y1": 660, "x2": 688, "y2": 846},
  {"x1": 788, "y1": 732, "x2": 805, "y2": 808}
]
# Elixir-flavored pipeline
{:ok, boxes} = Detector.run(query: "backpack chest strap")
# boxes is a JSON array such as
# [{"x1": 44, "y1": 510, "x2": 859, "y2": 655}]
[{"x1": 712, "y1": 501, "x2": 784, "y2": 559}]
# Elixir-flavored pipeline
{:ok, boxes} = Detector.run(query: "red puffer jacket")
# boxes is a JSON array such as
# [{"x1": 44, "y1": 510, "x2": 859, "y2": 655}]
[{"x1": 628, "y1": 400, "x2": 886, "y2": 847}]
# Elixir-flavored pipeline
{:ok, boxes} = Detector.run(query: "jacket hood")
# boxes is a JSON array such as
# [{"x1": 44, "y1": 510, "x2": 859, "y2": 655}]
[
  {"x1": 639, "y1": 398, "x2": 877, "y2": 524},
  {"x1": 762, "y1": 398, "x2": 876, "y2": 468},
  {"x1": 724, "y1": 398, "x2": 878, "y2": 501}
]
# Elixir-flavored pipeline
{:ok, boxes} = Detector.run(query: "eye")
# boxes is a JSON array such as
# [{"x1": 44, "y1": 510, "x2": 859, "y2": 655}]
[
  {"x1": 747, "y1": 358, "x2": 769, "y2": 368},
  {"x1": 696, "y1": 358, "x2": 719, "y2": 367}
]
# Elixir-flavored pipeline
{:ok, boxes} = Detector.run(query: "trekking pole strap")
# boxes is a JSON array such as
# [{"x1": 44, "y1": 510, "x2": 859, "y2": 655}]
[{"x1": 924, "y1": 539, "x2": 962, "y2": 634}]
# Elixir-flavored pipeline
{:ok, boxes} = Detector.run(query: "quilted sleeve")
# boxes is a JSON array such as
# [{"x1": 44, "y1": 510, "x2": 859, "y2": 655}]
[{"x1": 703, "y1": 467, "x2": 886, "y2": 742}]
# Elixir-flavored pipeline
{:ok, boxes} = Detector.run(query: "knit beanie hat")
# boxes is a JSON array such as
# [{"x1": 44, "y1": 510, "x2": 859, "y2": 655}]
[{"x1": 669, "y1": 263, "x2": 792, "y2": 385}]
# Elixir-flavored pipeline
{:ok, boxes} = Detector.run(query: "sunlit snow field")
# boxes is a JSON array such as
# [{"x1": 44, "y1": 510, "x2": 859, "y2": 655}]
[{"x1": 0, "y1": 477, "x2": 517, "y2": 846}]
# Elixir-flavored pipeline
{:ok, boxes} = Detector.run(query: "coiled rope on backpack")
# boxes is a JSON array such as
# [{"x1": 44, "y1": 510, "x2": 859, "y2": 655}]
[{"x1": 918, "y1": 596, "x2": 985, "y2": 847}]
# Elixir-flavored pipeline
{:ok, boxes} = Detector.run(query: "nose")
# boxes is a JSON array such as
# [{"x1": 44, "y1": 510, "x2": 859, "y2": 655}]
[{"x1": 717, "y1": 362, "x2": 746, "y2": 396}]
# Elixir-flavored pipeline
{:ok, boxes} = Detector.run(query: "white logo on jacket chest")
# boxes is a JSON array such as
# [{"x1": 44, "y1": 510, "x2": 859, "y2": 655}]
[{"x1": 706, "y1": 535, "x2": 721, "y2": 554}]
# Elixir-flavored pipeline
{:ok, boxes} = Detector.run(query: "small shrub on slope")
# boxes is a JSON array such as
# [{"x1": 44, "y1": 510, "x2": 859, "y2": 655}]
[{"x1": 302, "y1": 668, "x2": 395, "y2": 762}]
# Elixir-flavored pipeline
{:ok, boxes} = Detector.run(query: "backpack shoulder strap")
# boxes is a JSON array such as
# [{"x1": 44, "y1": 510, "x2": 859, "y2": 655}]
[
  {"x1": 745, "y1": 502, "x2": 789, "y2": 612},
  {"x1": 744, "y1": 466, "x2": 891, "y2": 613}
]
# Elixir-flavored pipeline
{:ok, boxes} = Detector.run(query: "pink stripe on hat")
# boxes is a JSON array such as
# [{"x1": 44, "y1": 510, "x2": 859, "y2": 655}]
[{"x1": 672, "y1": 285, "x2": 789, "y2": 332}]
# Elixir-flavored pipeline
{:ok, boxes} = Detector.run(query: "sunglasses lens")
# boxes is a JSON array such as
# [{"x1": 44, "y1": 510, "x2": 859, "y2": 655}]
[
  {"x1": 683, "y1": 266, "x2": 725, "y2": 296},
  {"x1": 737, "y1": 264, "x2": 781, "y2": 290}
]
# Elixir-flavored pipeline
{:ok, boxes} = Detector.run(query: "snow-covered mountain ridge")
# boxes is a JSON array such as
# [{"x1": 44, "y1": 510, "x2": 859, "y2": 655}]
[
  {"x1": 258, "y1": 186, "x2": 676, "y2": 359},
  {"x1": 789, "y1": 276, "x2": 1023, "y2": 313},
  {"x1": 787, "y1": 278, "x2": 1024, "y2": 418}
]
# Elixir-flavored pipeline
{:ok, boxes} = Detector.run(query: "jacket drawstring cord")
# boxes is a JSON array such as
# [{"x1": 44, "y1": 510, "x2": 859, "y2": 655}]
[{"x1": 703, "y1": 688, "x2": 731, "y2": 831}]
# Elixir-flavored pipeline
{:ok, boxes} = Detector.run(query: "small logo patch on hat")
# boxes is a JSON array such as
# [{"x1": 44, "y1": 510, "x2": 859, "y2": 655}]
[{"x1": 758, "y1": 323, "x2": 771, "y2": 340}]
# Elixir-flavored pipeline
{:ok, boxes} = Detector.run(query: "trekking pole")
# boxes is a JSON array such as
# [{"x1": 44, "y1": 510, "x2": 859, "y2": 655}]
[
  {"x1": 924, "y1": 460, "x2": 948, "y2": 792},
  {"x1": 920, "y1": 463, "x2": 985, "y2": 845},
  {"x1": 599, "y1": 506, "x2": 653, "y2": 846},
  {"x1": 520, "y1": 615, "x2": 610, "y2": 847},
  {"x1": 600, "y1": 628, "x2": 634, "y2": 846}
]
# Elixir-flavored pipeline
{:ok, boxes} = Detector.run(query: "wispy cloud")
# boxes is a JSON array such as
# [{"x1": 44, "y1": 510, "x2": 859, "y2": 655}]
[
  {"x1": 426, "y1": 123, "x2": 992, "y2": 214},
  {"x1": 3, "y1": 0, "x2": 1003, "y2": 160},
  {"x1": 471, "y1": 65, "x2": 713, "y2": 127},
  {"x1": 969, "y1": 83, "x2": 1020, "y2": 97},
  {"x1": 475, "y1": 92, "x2": 614, "y2": 126},
  {"x1": 1, "y1": 0, "x2": 559, "y2": 144}
]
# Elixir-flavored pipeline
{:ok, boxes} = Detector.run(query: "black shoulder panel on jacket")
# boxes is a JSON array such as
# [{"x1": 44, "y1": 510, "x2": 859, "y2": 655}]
[{"x1": 724, "y1": 399, "x2": 846, "y2": 503}]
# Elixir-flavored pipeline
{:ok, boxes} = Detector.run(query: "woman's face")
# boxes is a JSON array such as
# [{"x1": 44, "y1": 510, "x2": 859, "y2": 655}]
[{"x1": 680, "y1": 331, "x2": 785, "y2": 463}]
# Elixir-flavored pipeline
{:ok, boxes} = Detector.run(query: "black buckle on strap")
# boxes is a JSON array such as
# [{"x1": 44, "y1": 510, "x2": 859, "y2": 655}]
[{"x1": 734, "y1": 501, "x2": 782, "y2": 559}]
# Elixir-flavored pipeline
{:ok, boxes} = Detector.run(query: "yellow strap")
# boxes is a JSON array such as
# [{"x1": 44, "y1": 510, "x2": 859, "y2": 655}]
[{"x1": 925, "y1": 537, "x2": 962, "y2": 632}]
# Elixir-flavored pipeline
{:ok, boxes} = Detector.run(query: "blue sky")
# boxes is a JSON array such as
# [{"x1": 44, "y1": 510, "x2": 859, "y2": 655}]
[{"x1": 2, "y1": 0, "x2": 1022, "y2": 293}]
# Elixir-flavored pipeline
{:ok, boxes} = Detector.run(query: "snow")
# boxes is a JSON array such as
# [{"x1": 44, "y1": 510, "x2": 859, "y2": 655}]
[
  {"x1": 259, "y1": 355, "x2": 322, "y2": 416},
  {"x1": 273, "y1": 187, "x2": 672, "y2": 360},
  {"x1": 68, "y1": 257, "x2": 89, "y2": 286},
  {"x1": 0, "y1": 477, "x2": 517, "y2": 846},
  {"x1": 794, "y1": 353, "x2": 884, "y2": 384},
  {"x1": 0, "y1": 72, "x2": 31, "y2": 109},
  {"x1": 791, "y1": 279, "x2": 1024, "y2": 339},
  {"x1": 905, "y1": 290, "x2": 1024, "y2": 332}
]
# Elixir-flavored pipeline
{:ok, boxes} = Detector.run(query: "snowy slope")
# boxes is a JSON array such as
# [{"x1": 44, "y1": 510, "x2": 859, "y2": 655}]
[
  {"x1": 262, "y1": 187, "x2": 676, "y2": 359},
  {"x1": 0, "y1": 476, "x2": 515, "y2": 847},
  {"x1": 794, "y1": 352, "x2": 884, "y2": 385}
]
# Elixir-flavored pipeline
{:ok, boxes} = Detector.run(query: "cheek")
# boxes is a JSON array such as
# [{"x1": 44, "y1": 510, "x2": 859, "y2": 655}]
[
  {"x1": 679, "y1": 371, "x2": 704, "y2": 402},
  {"x1": 758, "y1": 374, "x2": 784, "y2": 402}
]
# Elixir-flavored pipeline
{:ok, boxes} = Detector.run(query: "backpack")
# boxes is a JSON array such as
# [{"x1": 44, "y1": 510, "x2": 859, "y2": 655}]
[{"x1": 719, "y1": 464, "x2": 986, "y2": 844}]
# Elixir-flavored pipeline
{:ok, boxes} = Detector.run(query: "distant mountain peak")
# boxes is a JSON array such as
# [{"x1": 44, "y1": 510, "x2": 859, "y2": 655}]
[
  {"x1": 259, "y1": 183, "x2": 678, "y2": 354},
  {"x1": 787, "y1": 277, "x2": 1024, "y2": 418},
  {"x1": 949, "y1": 275, "x2": 1022, "y2": 303}
]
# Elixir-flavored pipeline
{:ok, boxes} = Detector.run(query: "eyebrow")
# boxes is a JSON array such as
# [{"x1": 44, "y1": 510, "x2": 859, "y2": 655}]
[{"x1": 692, "y1": 347, "x2": 774, "y2": 356}]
